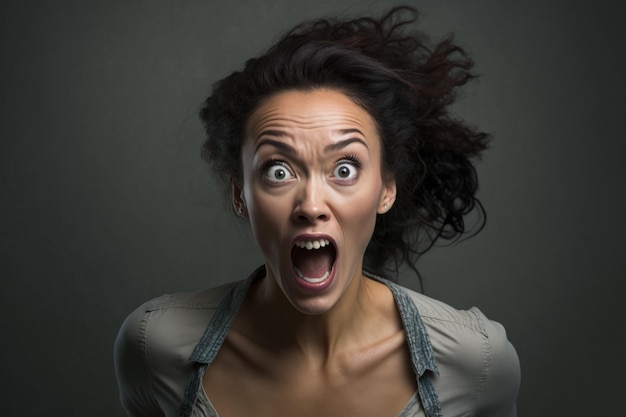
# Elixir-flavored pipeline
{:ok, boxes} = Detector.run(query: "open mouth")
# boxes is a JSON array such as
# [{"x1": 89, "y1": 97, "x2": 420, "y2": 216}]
[{"x1": 291, "y1": 238, "x2": 337, "y2": 284}]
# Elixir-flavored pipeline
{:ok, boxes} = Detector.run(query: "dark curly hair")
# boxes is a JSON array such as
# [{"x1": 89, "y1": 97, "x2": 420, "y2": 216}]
[{"x1": 200, "y1": 6, "x2": 489, "y2": 281}]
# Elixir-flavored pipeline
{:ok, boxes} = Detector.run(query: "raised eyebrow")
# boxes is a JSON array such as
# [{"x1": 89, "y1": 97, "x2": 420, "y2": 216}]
[
  {"x1": 254, "y1": 129, "x2": 368, "y2": 154},
  {"x1": 324, "y1": 136, "x2": 369, "y2": 153},
  {"x1": 254, "y1": 133, "x2": 296, "y2": 155}
]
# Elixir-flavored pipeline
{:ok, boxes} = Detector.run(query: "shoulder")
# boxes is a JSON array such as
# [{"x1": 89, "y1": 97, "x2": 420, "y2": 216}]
[
  {"x1": 116, "y1": 280, "x2": 239, "y2": 364},
  {"x1": 114, "y1": 281, "x2": 241, "y2": 416},
  {"x1": 400, "y1": 285, "x2": 521, "y2": 416}
]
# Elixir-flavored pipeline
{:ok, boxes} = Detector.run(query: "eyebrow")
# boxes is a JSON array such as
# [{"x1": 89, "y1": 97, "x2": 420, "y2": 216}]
[{"x1": 254, "y1": 129, "x2": 369, "y2": 154}]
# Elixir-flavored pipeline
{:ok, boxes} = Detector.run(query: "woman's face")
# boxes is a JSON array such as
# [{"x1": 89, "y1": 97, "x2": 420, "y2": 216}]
[{"x1": 236, "y1": 88, "x2": 396, "y2": 315}]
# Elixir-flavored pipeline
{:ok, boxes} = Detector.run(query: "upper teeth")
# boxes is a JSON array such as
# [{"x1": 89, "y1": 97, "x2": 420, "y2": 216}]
[{"x1": 295, "y1": 239, "x2": 330, "y2": 250}]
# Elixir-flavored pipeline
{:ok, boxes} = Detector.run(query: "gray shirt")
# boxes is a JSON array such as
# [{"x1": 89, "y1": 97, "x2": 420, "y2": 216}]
[{"x1": 115, "y1": 267, "x2": 520, "y2": 417}]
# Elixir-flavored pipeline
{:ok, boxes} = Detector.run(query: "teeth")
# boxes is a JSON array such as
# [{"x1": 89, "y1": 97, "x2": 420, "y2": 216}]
[{"x1": 295, "y1": 239, "x2": 330, "y2": 250}]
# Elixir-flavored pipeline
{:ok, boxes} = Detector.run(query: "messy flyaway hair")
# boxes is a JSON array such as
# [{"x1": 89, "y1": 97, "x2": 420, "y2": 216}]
[{"x1": 200, "y1": 6, "x2": 489, "y2": 282}]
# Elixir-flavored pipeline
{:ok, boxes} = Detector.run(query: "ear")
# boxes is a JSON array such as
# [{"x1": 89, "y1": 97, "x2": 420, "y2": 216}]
[
  {"x1": 377, "y1": 176, "x2": 397, "y2": 214},
  {"x1": 231, "y1": 177, "x2": 248, "y2": 217}
]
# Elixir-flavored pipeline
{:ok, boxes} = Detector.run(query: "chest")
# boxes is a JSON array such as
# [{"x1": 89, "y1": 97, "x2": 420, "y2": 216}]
[{"x1": 202, "y1": 332, "x2": 417, "y2": 417}]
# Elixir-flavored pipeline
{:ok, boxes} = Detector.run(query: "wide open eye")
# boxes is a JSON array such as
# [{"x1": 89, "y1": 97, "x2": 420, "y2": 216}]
[
  {"x1": 332, "y1": 158, "x2": 360, "y2": 183},
  {"x1": 263, "y1": 161, "x2": 295, "y2": 184}
]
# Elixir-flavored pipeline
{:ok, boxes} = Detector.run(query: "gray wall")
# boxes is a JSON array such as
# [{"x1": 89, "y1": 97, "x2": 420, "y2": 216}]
[{"x1": 1, "y1": 0, "x2": 624, "y2": 415}]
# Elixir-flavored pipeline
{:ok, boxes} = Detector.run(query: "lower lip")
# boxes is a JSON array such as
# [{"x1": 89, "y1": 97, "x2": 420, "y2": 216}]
[{"x1": 293, "y1": 265, "x2": 335, "y2": 292}]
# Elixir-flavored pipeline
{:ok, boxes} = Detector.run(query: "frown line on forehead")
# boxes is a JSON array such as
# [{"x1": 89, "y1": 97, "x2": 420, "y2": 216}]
[
  {"x1": 254, "y1": 136, "x2": 369, "y2": 155},
  {"x1": 248, "y1": 114, "x2": 372, "y2": 131}
]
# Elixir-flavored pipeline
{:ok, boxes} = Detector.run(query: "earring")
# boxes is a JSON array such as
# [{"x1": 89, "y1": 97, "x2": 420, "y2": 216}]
[
  {"x1": 238, "y1": 206, "x2": 243, "y2": 215},
  {"x1": 384, "y1": 204, "x2": 388, "y2": 210}
]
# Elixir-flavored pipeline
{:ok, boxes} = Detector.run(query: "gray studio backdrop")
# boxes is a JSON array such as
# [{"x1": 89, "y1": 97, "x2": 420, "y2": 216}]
[{"x1": 1, "y1": 0, "x2": 624, "y2": 416}]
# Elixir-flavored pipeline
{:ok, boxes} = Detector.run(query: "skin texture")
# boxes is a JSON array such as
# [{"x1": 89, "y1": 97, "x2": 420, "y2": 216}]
[{"x1": 203, "y1": 89, "x2": 416, "y2": 417}]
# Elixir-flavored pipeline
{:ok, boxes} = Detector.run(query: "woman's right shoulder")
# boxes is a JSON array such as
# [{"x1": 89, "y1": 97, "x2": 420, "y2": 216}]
[
  {"x1": 144, "y1": 280, "x2": 241, "y2": 310},
  {"x1": 117, "y1": 281, "x2": 239, "y2": 342},
  {"x1": 113, "y1": 280, "x2": 241, "y2": 417},
  {"x1": 116, "y1": 280, "x2": 241, "y2": 356}
]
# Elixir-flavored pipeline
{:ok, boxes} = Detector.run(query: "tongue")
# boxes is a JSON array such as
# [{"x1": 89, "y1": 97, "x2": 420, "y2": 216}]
[{"x1": 292, "y1": 246, "x2": 334, "y2": 278}]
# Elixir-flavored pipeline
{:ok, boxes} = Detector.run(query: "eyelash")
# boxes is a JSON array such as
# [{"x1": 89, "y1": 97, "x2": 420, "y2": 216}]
[
  {"x1": 259, "y1": 158, "x2": 285, "y2": 173},
  {"x1": 337, "y1": 154, "x2": 362, "y2": 169}
]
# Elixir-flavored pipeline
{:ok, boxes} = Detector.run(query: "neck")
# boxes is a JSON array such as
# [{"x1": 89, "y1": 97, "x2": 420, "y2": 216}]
[{"x1": 249, "y1": 267, "x2": 385, "y2": 361}]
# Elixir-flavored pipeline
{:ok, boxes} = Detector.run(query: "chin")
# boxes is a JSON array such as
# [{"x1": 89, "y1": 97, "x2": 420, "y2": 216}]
[
  {"x1": 286, "y1": 295, "x2": 339, "y2": 316},
  {"x1": 280, "y1": 266, "x2": 355, "y2": 317}
]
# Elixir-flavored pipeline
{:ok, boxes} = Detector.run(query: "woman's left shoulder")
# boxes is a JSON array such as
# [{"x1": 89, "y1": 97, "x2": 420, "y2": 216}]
[
  {"x1": 400, "y1": 285, "x2": 511, "y2": 343},
  {"x1": 401, "y1": 285, "x2": 521, "y2": 415}
]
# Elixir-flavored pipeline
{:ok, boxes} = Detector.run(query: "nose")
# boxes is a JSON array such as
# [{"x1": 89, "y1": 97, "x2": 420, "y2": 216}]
[{"x1": 292, "y1": 178, "x2": 330, "y2": 223}]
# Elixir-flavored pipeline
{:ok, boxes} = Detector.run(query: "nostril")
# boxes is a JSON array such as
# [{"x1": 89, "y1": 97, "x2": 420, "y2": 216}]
[{"x1": 295, "y1": 212, "x2": 329, "y2": 223}]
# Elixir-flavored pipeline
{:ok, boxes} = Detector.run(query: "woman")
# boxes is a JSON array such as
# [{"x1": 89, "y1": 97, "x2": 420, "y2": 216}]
[{"x1": 115, "y1": 6, "x2": 520, "y2": 417}]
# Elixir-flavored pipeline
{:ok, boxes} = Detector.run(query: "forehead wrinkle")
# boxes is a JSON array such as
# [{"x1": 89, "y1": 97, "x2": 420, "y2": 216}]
[
  {"x1": 244, "y1": 89, "x2": 380, "y2": 158},
  {"x1": 248, "y1": 125, "x2": 375, "y2": 169},
  {"x1": 250, "y1": 115, "x2": 365, "y2": 144},
  {"x1": 254, "y1": 136, "x2": 368, "y2": 157},
  {"x1": 250, "y1": 108, "x2": 371, "y2": 132}
]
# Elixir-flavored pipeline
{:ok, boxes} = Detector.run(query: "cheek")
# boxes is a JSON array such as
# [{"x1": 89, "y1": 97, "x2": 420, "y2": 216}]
[
  {"x1": 338, "y1": 184, "x2": 383, "y2": 248},
  {"x1": 245, "y1": 188, "x2": 288, "y2": 257}
]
